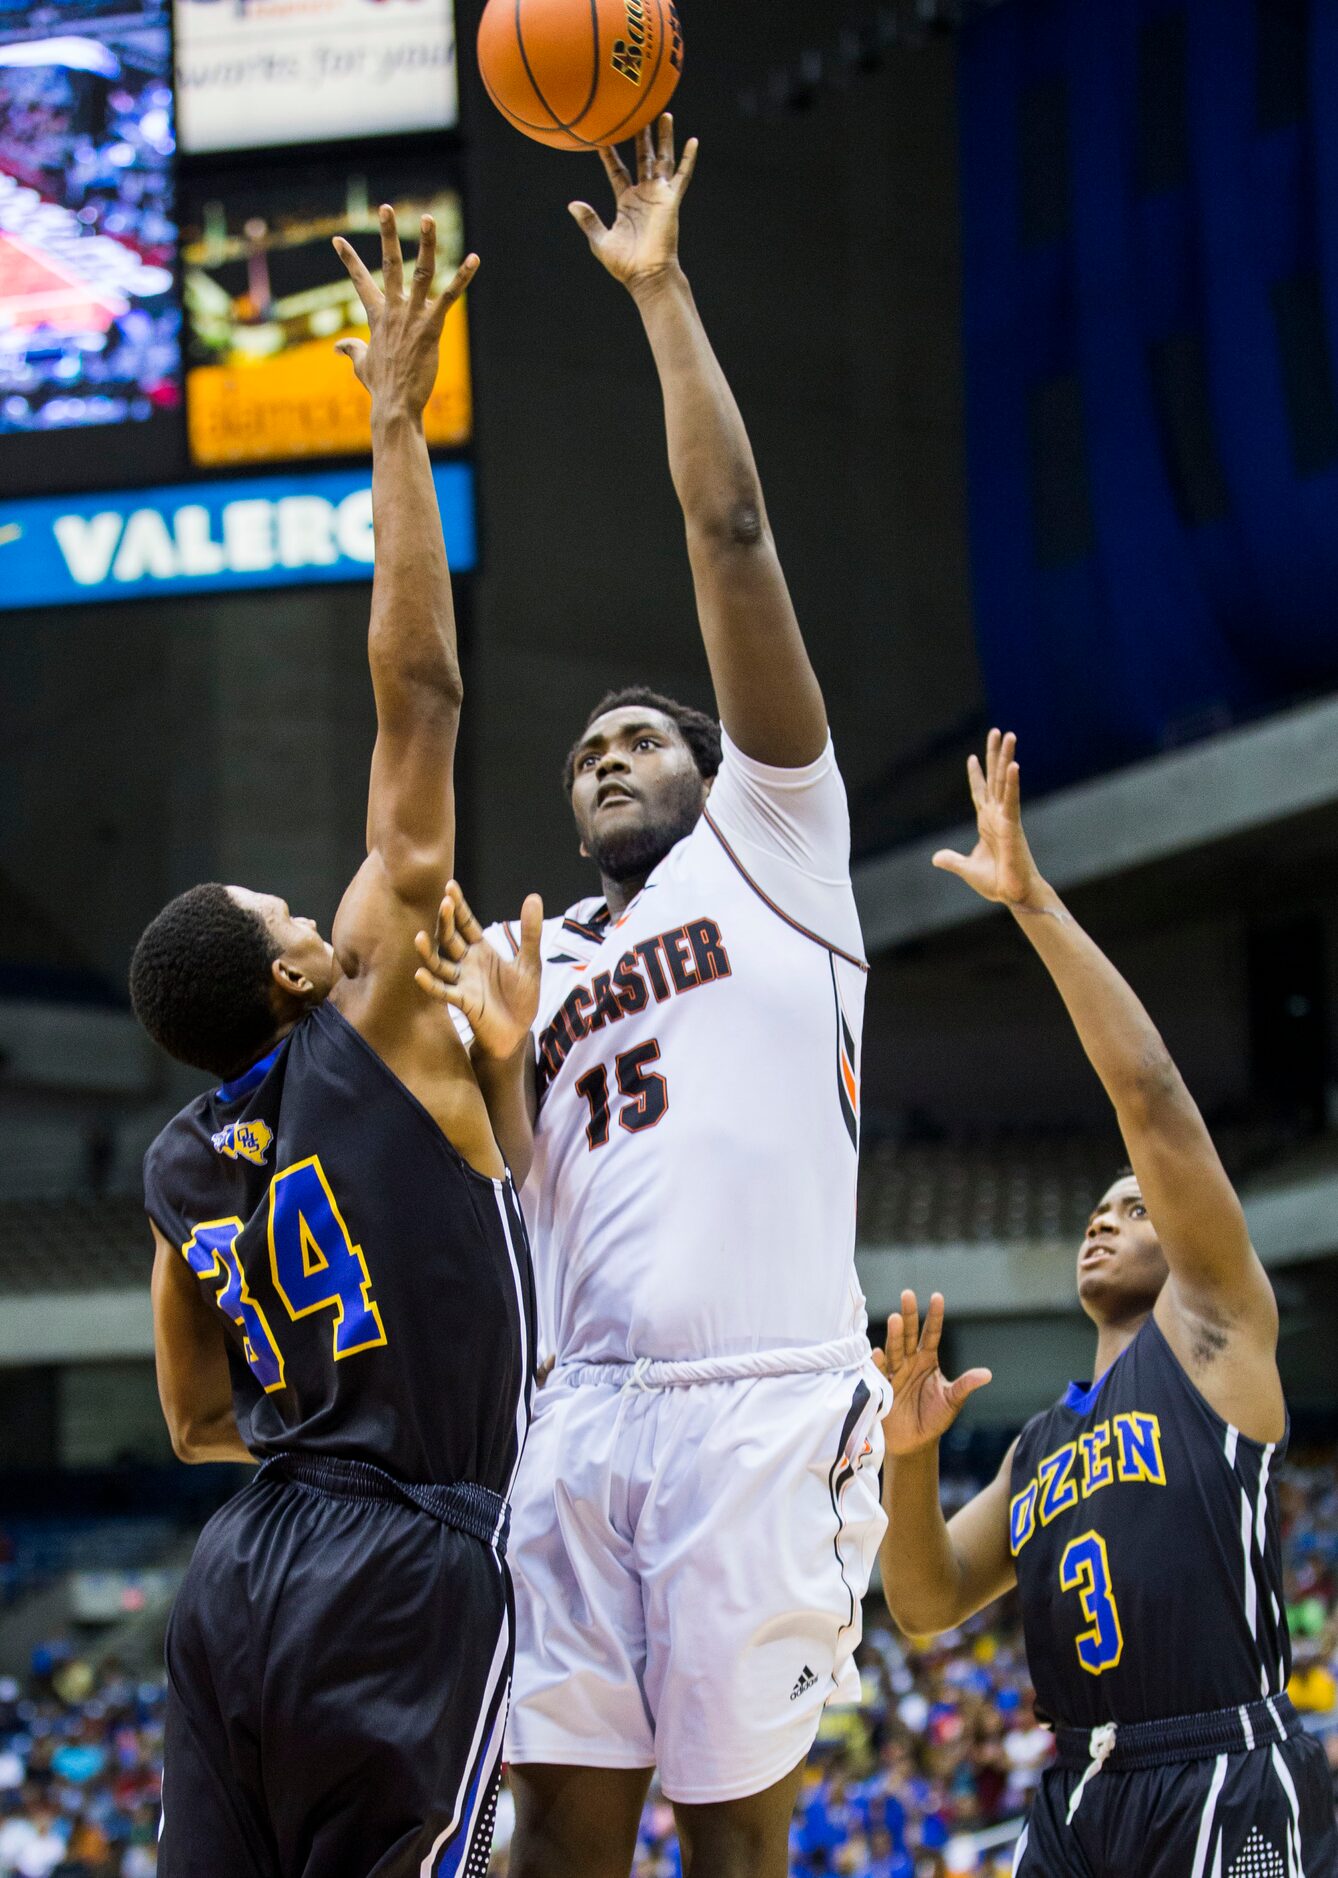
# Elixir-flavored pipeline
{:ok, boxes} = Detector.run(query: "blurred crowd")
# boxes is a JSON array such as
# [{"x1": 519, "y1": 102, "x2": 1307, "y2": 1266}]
[
  {"x1": 1, "y1": 1455, "x2": 1335, "y2": 1878},
  {"x1": 0, "y1": 1650, "x2": 161, "y2": 1878}
]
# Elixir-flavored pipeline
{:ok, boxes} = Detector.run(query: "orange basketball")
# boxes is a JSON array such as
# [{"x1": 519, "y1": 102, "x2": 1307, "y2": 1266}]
[{"x1": 478, "y1": 0, "x2": 684, "y2": 151}]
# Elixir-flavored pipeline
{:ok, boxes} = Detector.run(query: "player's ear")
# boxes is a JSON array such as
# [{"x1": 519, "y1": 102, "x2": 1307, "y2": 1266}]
[
  {"x1": 272, "y1": 955, "x2": 316, "y2": 1001},
  {"x1": 578, "y1": 839, "x2": 590, "y2": 860},
  {"x1": 703, "y1": 776, "x2": 714, "y2": 799}
]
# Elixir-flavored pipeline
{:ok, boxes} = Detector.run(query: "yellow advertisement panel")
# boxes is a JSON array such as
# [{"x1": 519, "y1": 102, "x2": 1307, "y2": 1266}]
[{"x1": 183, "y1": 169, "x2": 470, "y2": 468}]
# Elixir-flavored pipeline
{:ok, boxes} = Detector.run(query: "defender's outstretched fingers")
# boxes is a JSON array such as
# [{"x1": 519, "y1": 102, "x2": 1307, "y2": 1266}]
[
  {"x1": 946, "y1": 1367, "x2": 993, "y2": 1410},
  {"x1": 920, "y1": 1292, "x2": 946, "y2": 1356},
  {"x1": 412, "y1": 916, "x2": 461, "y2": 973},
  {"x1": 410, "y1": 214, "x2": 436, "y2": 308},
  {"x1": 675, "y1": 135, "x2": 700, "y2": 195},
  {"x1": 637, "y1": 123, "x2": 655, "y2": 183},
  {"x1": 333, "y1": 237, "x2": 382, "y2": 321},
  {"x1": 901, "y1": 1289, "x2": 920, "y2": 1358},
  {"x1": 984, "y1": 727, "x2": 1003, "y2": 793},
  {"x1": 518, "y1": 891, "x2": 544, "y2": 963},
  {"x1": 569, "y1": 202, "x2": 606, "y2": 243},
  {"x1": 379, "y1": 204, "x2": 404, "y2": 299},
  {"x1": 414, "y1": 965, "x2": 463, "y2": 1007},
  {"x1": 445, "y1": 881, "x2": 486, "y2": 948},
  {"x1": 655, "y1": 111, "x2": 675, "y2": 179},
  {"x1": 333, "y1": 336, "x2": 368, "y2": 376},
  {"x1": 431, "y1": 253, "x2": 479, "y2": 331},
  {"x1": 599, "y1": 142, "x2": 632, "y2": 198},
  {"x1": 437, "y1": 902, "x2": 468, "y2": 966}
]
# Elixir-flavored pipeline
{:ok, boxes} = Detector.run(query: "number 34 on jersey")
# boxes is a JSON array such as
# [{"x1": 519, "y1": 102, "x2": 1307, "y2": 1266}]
[{"x1": 181, "y1": 1155, "x2": 385, "y2": 1393}]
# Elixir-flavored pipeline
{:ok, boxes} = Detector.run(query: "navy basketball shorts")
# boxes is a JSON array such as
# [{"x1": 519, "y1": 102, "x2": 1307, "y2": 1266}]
[
  {"x1": 159, "y1": 1464, "x2": 513, "y2": 1878},
  {"x1": 1013, "y1": 1703, "x2": 1337, "y2": 1877}
]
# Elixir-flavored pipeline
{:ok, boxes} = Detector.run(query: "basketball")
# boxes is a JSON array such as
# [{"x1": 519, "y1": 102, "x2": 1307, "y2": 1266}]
[{"x1": 478, "y1": 0, "x2": 684, "y2": 151}]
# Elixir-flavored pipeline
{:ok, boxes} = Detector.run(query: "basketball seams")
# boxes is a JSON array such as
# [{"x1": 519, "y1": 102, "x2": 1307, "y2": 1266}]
[
  {"x1": 481, "y1": 48, "x2": 596, "y2": 141},
  {"x1": 480, "y1": 7, "x2": 568, "y2": 136},
  {"x1": 588, "y1": 0, "x2": 670, "y2": 147},
  {"x1": 569, "y1": 0, "x2": 602, "y2": 132},
  {"x1": 512, "y1": 0, "x2": 602, "y2": 146},
  {"x1": 512, "y1": 0, "x2": 566, "y2": 136}
]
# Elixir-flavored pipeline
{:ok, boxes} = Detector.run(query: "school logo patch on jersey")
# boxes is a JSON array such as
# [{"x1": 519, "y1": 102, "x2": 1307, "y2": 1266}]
[{"x1": 210, "y1": 1119, "x2": 274, "y2": 1167}]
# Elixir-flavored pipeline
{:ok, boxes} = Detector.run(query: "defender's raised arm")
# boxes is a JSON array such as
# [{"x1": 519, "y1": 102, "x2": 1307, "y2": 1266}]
[
  {"x1": 571, "y1": 117, "x2": 827, "y2": 768},
  {"x1": 934, "y1": 730, "x2": 1283, "y2": 1443},
  {"x1": 330, "y1": 211, "x2": 478, "y2": 943}
]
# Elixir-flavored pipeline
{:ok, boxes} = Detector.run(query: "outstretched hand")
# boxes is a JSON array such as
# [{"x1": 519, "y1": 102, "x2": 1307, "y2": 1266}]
[
  {"x1": 415, "y1": 883, "x2": 543, "y2": 1063},
  {"x1": 569, "y1": 113, "x2": 698, "y2": 292},
  {"x1": 333, "y1": 206, "x2": 478, "y2": 418},
  {"x1": 873, "y1": 1291, "x2": 992, "y2": 1458},
  {"x1": 932, "y1": 729, "x2": 1048, "y2": 909}
]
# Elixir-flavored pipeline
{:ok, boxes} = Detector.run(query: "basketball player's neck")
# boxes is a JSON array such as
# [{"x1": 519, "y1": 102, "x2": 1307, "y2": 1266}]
[
  {"x1": 1091, "y1": 1308, "x2": 1153, "y2": 1385},
  {"x1": 600, "y1": 872, "x2": 646, "y2": 919}
]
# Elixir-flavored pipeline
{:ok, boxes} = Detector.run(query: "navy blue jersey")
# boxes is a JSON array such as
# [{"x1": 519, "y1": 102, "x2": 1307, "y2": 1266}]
[
  {"x1": 144, "y1": 1000, "x2": 534, "y2": 1494},
  {"x1": 1010, "y1": 1316, "x2": 1289, "y2": 1730}
]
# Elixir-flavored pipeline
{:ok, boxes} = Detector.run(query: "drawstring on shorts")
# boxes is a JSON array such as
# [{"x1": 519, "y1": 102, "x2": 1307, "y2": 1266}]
[{"x1": 1066, "y1": 1723, "x2": 1118, "y2": 1824}]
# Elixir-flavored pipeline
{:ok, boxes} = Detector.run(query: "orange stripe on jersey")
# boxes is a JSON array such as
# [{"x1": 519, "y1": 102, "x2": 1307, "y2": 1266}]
[{"x1": 840, "y1": 1049, "x2": 858, "y2": 1111}]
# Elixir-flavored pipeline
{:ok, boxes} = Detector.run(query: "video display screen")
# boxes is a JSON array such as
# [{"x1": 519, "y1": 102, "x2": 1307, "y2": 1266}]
[
  {"x1": 182, "y1": 163, "x2": 471, "y2": 467},
  {"x1": 175, "y1": 0, "x2": 458, "y2": 155},
  {"x1": 0, "y1": 0, "x2": 180, "y2": 465}
]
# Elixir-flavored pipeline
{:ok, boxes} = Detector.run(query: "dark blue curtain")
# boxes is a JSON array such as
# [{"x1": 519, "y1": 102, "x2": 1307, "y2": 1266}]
[{"x1": 960, "y1": 0, "x2": 1338, "y2": 791}]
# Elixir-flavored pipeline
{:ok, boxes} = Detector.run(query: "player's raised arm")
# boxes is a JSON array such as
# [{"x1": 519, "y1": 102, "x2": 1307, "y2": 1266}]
[
  {"x1": 875, "y1": 1290, "x2": 1012, "y2": 1635},
  {"x1": 934, "y1": 733, "x2": 1282, "y2": 1403},
  {"x1": 571, "y1": 116, "x2": 827, "y2": 768},
  {"x1": 329, "y1": 210, "x2": 479, "y2": 976}
]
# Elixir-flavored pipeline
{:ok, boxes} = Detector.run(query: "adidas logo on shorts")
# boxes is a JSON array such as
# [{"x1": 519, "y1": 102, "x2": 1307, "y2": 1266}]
[{"x1": 789, "y1": 1665, "x2": 818, "y2": 1703}]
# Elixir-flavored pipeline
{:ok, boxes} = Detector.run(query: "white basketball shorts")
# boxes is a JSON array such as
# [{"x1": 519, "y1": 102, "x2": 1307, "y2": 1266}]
[{"x1": 503, "y1": 1346, "x2": 891, "y2": 1805}]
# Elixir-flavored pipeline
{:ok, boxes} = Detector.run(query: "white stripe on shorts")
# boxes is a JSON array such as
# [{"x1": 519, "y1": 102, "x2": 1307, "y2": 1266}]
[
  {"x1": 1190, "y1": 1754, "x2": 1229, "y2": 1878},
  {"x1": 420, "y1": 1609, "x2": 511, "y2": 1878},
  {"x1": 493, "y1": 1182, "x2": 531, "y2": 1510},
  {"x1": 1272, "y1": 1743, "x2": 1304, "y2": 1878},
  {"x1": 1010, "y1": 1823, "x2": 1029, "y2": 1876}
]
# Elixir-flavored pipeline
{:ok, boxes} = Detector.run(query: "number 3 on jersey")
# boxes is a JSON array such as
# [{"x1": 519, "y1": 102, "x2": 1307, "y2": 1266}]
[
  {"x1": 268, "y1": 1157, "x2": 387, "y2": 1360},
  {"x1": 182, "y1": 1219, "x2": 286, "y2": 1393},
  {"x1": 1059, "y1": 1530, "x2": 1124, "y2": 1674}
]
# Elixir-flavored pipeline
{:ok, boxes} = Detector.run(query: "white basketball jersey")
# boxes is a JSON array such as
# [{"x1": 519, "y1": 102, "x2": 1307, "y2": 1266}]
[{"x1": 485, "y1": 732, "x2": 870, "y2": 1366}]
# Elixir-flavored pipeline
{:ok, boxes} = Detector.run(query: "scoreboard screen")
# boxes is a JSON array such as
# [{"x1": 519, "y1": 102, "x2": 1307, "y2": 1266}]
[{"x1": 0, "y1": 0, "x2": 181, "y2": 486}]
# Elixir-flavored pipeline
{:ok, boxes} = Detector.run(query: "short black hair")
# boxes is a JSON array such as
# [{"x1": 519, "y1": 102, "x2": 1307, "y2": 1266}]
[
  {"x1": 129, "y1": 884, "x2": 280, "y2": 1078},
  {"x1": 563, "y1": 686, "x2": 723, "y2": 795}
]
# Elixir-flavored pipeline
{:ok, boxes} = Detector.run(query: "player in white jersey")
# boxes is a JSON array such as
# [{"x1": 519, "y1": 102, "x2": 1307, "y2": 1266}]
[{"x1": 416, "y1": 118, "x2": 890, "y2": 1878}]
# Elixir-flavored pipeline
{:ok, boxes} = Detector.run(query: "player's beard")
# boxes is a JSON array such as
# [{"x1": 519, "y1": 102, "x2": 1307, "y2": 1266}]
[{"x1": 583, "y1": 774, "x2": 705, "y2": 886}]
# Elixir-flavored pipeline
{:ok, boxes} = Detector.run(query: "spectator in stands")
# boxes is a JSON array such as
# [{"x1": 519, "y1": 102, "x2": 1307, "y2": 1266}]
[{"x1": 0, "y1": 1793, "x2": 65, "y2": 1877}]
